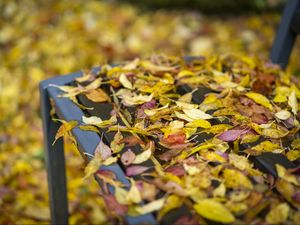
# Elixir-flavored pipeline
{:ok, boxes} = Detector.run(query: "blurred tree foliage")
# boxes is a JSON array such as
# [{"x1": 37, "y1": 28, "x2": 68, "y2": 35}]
[{"x1": 118, "y1": 0, "x2": 286, "y2": 13}]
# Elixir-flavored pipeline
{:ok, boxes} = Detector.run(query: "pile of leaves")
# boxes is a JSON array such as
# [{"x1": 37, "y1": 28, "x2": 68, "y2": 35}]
[
  {"x1": 54, "y1": 54, "x2": 300, "y2": 224},
  {"x1": 1, "y1": 0, "x2": 300, "y2": 224}
]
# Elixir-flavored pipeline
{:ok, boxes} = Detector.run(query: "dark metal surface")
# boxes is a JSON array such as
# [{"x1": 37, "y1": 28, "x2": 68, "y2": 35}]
[
  {"x1": 292, "y1": 10, "x2": 300, "y2": 34},
  {"x1": 270, "y1": 0, "x2": 300, "y2": 68}
]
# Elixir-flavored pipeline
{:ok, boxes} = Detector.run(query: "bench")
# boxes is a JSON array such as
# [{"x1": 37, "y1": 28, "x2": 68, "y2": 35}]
[{"x1": 40, "y1": 0, "x2": 300, "y2": 224}]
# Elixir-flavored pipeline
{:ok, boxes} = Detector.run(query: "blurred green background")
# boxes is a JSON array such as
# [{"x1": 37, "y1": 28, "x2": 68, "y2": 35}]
[{"x1": 0, "y1": 0, "x2": 299, "y2": 224}]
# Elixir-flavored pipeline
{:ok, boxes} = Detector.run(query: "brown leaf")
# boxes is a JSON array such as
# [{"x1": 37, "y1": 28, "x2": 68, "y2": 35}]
[
  {"x1": 103, "y1": 194, "x2": 128, "y2": 216},
  {"x1": 85, "y1": 89, "x2": 111, "y2": 103}
]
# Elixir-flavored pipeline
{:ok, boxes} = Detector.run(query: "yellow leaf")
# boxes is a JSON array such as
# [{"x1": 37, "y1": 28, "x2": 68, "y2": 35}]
[
  {"x1": 245, "y1": 92, "x2": 273, "y2": 110},
  {"x1": 229, "y1": 153, "x2": 251, "y2": 171},
  {"x1": 288, "y1": 90, "x2": 298, "y2": 115},
  {"x1": 141, "y1": 61, "x2": 174, "y2": 73},
  {"x1": 132, "y1": 148, "x2": 152, "y2": 164},
  {"x1": 276, "y1": 164, "x2": 298, "y2": 185},
  {"x1": 252, "y1": 141, "x2": 281, "y2": 152},
  {"x1": 122, "y1": 58, "x2": 140, "y2": 70},
  {"x1": 177, "y1": 70, "x2": 196, "y2": 78},
  {"x1": 213, "y1": 183, "x2": 226, "y2": 198},
  {"x1": 239, "y1": 74, "x2": 250, "y2": 87},
  {"x1": 110, "y1": 131, "x2": 125, "y2": 153},
  {"x1": 178, "y1": 91, "x2": 193, "y2": 103},
  {"x1": 127, "y1": 179, "x2": 142, "y2": 204},
  {"x1": 186, "y1": 119, "x2": 211, "y2": 129},
  {"x1": 103, "y1": 156, "x2": 118, "y2": 165},
  {"x1": 82, "y1": 115, "x2": 116, "y2": 127},
  {"x1": 202, "y1": 151, "x2": 227, "y2": 163},
  {"x1": 158, "y1": 195, "x2": 182, "y2": 220},
  {"x1": 206, "y1": 124, "x2": 233, "y2": 134},
  {"x1": 84, "y1": 153, "x2": 102, "y2": 180},
  {"x1": 273, "y1": 94, "x2": 287, "y2": 103},
  {"x1": 115, "y1": 187, "x2": 129, "y2": 205},
  {"x1": 82, "y1": 116, "x2": 102, "y2": 124},
  {"x1": 85, "y1": 89, "x2": 111, "y2": 102},
  {"x1": 53, "y1": 120, "x2": 78, "y2": 144},
  {"x1": 85, "y1": 77, "x2": 102, "y2": 90},
  {"x1": 119, "y1": 73, "x2": 133, "y2": 89},
  {"x1": 266, "y1": 203, "x2": 289, "y2": 224},
  {"x1": 275, "y1": 110, "x2": 291, "y2": 120},
  {"x1": 194, "y1": 199, "x2": 235, "y2": 224},
  {"x1": 123, "y1": 92, "x2": 153, "y2": 105},
  {"x1": 129, "y1": 198, "x2": 165, "y2": 216},
  {"x1": 262, "y1": 128, "x2": 288, "y2": 139},
  {"x1": 84, "y1": 139, "x2": 112, "y2": 179},
  {"x1": 223, "y1": 169, "x2": 253, "y2": 189},
  {"x1": 183, "y1": 108, "x2": 213, "y2": 120},
  {"x1": 286, "y1": 149, "x2": 300, "y2": 161},
  {"x1": 291, "y1": 138, "x2": 300, "y2": 149}
]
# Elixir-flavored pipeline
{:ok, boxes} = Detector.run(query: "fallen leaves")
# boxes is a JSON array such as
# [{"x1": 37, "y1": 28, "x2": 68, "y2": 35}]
[
  {"x1": 3, "y1": 0, "x2": 300, "y2": 223},
  {"x1": 85, "y1": 89, "x2": 111, "y2": 103},
  {"x1": 194, "y1": 199, "x2": 235, "y2": 223},
  {"x1": 84, "y1": 138, "x2": 113, "y2": 179},
  {"x1": 245, "y1": 92, "x2": 273, "y2": 110}
]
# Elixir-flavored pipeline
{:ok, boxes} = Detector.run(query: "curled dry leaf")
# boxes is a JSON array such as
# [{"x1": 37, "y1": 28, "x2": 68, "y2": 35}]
[
  {"x1": 119, "y1": 73, "x2": 133, "y2": 89},
  {"x1": 85, "y1": 88, "x2": 111, "y2": 103},
  {"x1": 121, "y1": 149, "x2": 136, "y2": 166}
]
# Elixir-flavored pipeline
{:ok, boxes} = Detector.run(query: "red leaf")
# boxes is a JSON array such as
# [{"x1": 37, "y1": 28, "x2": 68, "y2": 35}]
[
  {"x1": 103, "y1": 194, "x2": 128, "y2": 216},
  {"x1": 120, "y1": 135, "x2": 144, "y2": 146},
  {"x1": 126, "y1": 165, "x2": 151, "y2": 176},
  {"x1": 136, "y1": 99, "x2": 156, "y2": 118},
  {"x1": 164, "y1": 165, "x2": 186, "y2": 176},
  {"x1": 217, "y1": 127, "x2": 253, "y2": 142},
  {"x1": 161, "y1": 132, "x2": 186, "y2": 145},
  {"x1": 174, "y1": 216, "x2": 199, "y2": 225}
]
